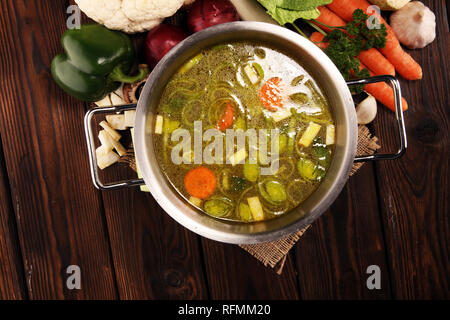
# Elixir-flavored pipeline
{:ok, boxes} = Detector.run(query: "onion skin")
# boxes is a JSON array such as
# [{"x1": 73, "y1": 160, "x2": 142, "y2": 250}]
[
  {"x1": 144, "y1": 24, "x2": 188, "y2": 68},
  {"x1": 188, "y1": 0, "x2": 239, "y2": 33}
]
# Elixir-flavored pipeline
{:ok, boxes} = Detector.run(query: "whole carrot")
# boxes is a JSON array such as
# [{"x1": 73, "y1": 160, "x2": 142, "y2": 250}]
[
  {"x1": 314, "y1": 6, "x2": 395, "y2": 76},
  {"x1": 327, "y1": 0, "x2": 422, "y2": 80},
  {"x1": 310, "y1": 32, "x2": 408, "y2": 111},
  {"x1": 313, "y1": 6, "x2": 346, "y2": 33},
  {"x1": 363, "y1": 67, "x2": 408, "y2": 111},
  {"x1": 310, "y1": 31, "x2": 328, "y2": 49}
]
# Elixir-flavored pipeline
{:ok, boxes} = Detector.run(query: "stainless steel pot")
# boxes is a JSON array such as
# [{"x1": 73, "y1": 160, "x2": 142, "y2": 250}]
[{"x1": 85, "y1": 22, "x2": 407, "y2": 244}]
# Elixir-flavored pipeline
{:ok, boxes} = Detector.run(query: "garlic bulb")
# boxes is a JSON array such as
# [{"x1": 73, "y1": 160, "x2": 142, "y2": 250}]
[
  {"x1": 368, "y1": 0, "x2": 411, "y2": 11},
  {"x1": 390, "y1": 1, "x2": 436, "y2": 49},
  {"x1": 356, "y1": 95, "x2": 377, "y2": 125}
]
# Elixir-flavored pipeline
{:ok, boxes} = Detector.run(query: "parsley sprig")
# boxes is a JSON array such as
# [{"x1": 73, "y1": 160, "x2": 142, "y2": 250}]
[{"x1": 316, "y1": 9, "x2": 387, "y2": 93}]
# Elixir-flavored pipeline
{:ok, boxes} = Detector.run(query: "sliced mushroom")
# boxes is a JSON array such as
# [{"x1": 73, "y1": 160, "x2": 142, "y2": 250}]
[{"x1": 123, "y1": 64, "x2": 150, "y2": 104}]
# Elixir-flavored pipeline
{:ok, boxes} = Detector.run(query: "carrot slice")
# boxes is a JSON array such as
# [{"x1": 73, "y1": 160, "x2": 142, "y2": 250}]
[
  {"x1": 259, "y1": 77, "x2": 284, "y2": 111},
  {"x1": 184, "y1": 167, "x2": 217, "y2": 199},
  {"x1": 216, "y1": 102, "x2": 234, "y2": 131}
]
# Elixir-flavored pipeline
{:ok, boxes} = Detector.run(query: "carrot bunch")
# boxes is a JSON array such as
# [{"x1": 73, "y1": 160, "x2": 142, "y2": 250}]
[
  {"x1": 308, "y1": 0, "x2": 422, "y2": 111},
  {"x1": 327, "y1": 0, "x2": 422, "y2": 81},
  {"x1": 310, "y1": 32, "x2": 407, "y2": 111}
]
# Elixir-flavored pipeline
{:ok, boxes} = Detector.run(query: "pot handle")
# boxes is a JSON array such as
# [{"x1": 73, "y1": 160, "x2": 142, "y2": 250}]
[
  {"x1": 84, "y1": 104, "x2": 145, "y2": 190},
  {"x1": 346, "y1": 75, "x2": 407, "y2": 163}
]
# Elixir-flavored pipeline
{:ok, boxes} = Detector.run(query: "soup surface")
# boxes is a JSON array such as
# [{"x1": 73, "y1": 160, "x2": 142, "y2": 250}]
[{"x1": 154, "y1": 42, "x2": 335, "y2": 222}]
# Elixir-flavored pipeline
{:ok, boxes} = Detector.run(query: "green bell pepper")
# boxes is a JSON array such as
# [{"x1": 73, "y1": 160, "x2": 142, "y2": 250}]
[{"x1": 51, "y1": 24, "x2": 148, "y2": 102}]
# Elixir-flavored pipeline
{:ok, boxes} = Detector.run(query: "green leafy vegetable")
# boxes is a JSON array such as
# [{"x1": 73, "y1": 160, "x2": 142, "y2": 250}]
[
  {"x1": 257, "y1": 0, "x2": 332, "y2": 25},
  {"x1": 313, "y1": 138, "x2": 330, "y2": 167},
  {"x1": 275, "y1": 0, "x2": 329, "y2": 11},
  {"x1": 230, "y1": 176, "x2": 247, "y2": 193}
]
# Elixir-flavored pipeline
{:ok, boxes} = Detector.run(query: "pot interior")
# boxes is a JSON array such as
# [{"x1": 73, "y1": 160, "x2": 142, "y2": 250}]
[{"x1": 135, "y1": 22, "x2": 357, "y2": 244}]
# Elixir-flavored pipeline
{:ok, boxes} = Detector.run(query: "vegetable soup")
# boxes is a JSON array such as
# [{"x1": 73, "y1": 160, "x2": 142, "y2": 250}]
[{"x1": 153, "y1": 42, "x2": 335, "y2": 222}]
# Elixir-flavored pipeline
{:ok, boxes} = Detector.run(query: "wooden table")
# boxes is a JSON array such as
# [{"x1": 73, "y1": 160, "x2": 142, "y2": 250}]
[{"x1": 0, "y1": 0, "x2": 448, "y2": 300}]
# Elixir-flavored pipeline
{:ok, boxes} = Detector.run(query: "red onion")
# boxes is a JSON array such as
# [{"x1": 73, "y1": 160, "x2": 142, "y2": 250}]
[
  {"x1": 144, "y1": 24, "x2": 188, "y2": 68},
  {"x1": 188, "y1": 0, "x2": 239, "y2": 33}
]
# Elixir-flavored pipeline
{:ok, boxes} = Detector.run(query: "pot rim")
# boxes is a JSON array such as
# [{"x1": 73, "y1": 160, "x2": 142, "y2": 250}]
[{"x1": 134, "y1": 21, "x2": 357, "y2": 244}]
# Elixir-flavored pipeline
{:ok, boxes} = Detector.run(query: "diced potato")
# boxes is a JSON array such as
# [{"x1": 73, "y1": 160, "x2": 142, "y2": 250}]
[
  {"x1": 244, "y1": 64, "x2": 259, "y2": 84},
  {"x1": 271, "y1": 108, "x2": 292, "y2": 122},
  {"x1": 110, "y1": 92, "x2": 126, "y2": 106},
  {"x1": 113, "y1": 84, "x2": 124, "y2": 100},
  {"x1": 298, "y1": 122, "x2": 321, "y2": 147},
  {"x1": 97, "y1": 151, "x2": 120, "y2": 170},
  {"x1": 189, "y1": 196, "x2": 202, "y2": 207},
  {"x1": 106, "y1": 114, "x2": 126, "y2": 130},
  {"x1": 222, "y1": 172, "x2": 230, "y2": 190},
  {"x1": 247, "y1": 196, "x2": 264, "y2": 221},
  {"x1": 111, "y1": 139, "x2": 127, "y2": 157},
  {"x1": 96, "y1": 145, "x2": 109, "y2": 158},
  {"x1": 98, "y1": 130, "x2": 114, "y2": 150},
  {"x1": 124, "y1": 110, "x2": 136, "y2": 127},
  {"x1": 99, "y1": 120, "x2": 121, "y2": 141},
  {"x1": 154, "y1": 115, "x2": 164, "y2": 134},
  {"x1": 229, "y1": 148, "x2": 247, "y2": 166},
  {"x1": 94, "y1": 95, "x2": 112, "y2": 107},
  {"x1": 326, "y1": 124, "x2": 335, "y2": 145}
]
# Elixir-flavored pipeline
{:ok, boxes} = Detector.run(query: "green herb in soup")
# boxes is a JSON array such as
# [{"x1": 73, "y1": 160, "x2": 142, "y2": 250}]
[{"x1": 153, "y1": 42, "x2": 335, "y2": 222}]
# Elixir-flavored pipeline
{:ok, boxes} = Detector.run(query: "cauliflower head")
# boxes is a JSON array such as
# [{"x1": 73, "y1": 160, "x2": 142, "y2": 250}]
[{"x1": 75, "y1": 0, "x2": 194, "y2": 33}]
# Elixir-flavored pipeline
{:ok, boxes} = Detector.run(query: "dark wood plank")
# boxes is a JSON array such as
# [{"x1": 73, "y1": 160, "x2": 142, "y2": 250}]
[
  {"x1": 294, "y1": 164, "x2": 392, "y2": 299},
  {"x1": 372, "y1": 0, "x2": 449, "y2": 299},
  {"x1": 84, "y1": 10, "x2": 209, "y2": 299},
  {"x1": 99, "y1": 165, "x2": 209, "y2": 299},
  {"x1": 201, "y1": 239, "x2": 300, "y2": 299},
  {"x1": 0, "y1": 0, "x2": 117, "y2": 299},
  {"x1": 0, "y1": 140, "x2": 27, "y2": 299}
]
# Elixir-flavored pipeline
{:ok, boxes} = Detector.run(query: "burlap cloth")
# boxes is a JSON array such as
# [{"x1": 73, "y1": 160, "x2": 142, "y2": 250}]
[{"x1": 121, "y1": 125, "x2": 380, "y2": 274}]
